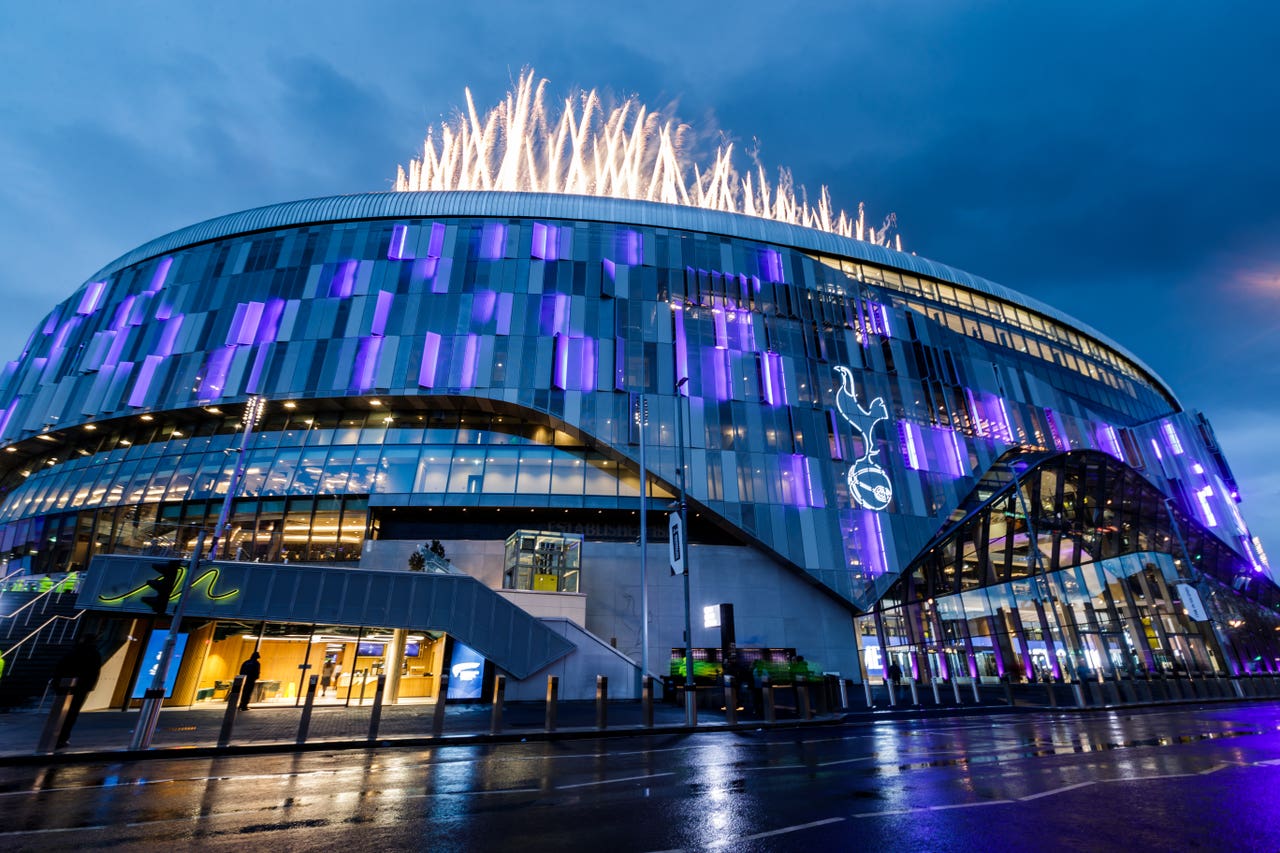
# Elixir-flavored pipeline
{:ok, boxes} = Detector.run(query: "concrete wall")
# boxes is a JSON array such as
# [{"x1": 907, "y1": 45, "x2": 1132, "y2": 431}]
[
  {"x1": 496, "y1": 589, "x2": 587, "y2": 625},
  {"x1": 504, "y1": 618, "x2": 640, "y2": 701},
  {"x1": 364, "y1": 536, "x2": 861, "y2": 687}
]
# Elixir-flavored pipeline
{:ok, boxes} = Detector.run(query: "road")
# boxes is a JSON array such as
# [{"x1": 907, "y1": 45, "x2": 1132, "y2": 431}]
[{"x1": 1, "y1": 702, "x2": 1278, "y2": 852}]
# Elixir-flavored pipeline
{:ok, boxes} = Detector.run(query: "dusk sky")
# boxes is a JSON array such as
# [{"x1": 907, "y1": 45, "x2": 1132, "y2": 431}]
[{"x1": 2, "y1": 3, "x2": 1277, "y2": 554}]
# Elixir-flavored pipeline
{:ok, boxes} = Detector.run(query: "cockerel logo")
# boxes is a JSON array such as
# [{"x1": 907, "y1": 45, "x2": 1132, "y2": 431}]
[{"x1": 834, "y1": 365, "x2": 893, "y2": 510}]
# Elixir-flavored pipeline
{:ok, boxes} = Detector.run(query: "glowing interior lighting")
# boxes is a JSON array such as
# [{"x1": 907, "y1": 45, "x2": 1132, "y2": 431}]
[
  {"x1": 394, "y1": 70, "x2": 900, "y2": 246},
  {"x1": 1196, "y1": 485, "x2": 1218, "y2": 527},
  {"x1": 388, "y1": 224, "x2": 411, "y2": 260},
  {"x1": 1161, "y1": 421, "x2": 1185, "y2": 455}
]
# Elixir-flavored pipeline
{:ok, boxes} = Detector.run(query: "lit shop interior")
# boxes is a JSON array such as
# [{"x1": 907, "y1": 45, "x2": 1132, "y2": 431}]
[{"x1": 130, "y1": 621, "x2": 493, "y2": 708}]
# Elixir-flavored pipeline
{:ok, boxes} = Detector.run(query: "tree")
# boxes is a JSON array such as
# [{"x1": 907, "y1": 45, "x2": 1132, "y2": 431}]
[
  {"x1": 429, "y1": 540, "x2": 447, "y2": 561},
  {"x1": 407, "y1": 545, "x2": 426, "y2": 572}
]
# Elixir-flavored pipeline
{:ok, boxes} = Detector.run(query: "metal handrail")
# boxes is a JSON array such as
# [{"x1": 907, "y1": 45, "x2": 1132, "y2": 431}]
[
  {"x1": 1, "y1": 609, "x2": 83, "y2": 661},
  {"x1": 0, "y1": 585, "x2": 61, "y2": 621}
]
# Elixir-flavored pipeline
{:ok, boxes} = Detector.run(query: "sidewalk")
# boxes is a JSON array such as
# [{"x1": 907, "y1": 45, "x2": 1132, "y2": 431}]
[{"x1": 0, "y1": 697, "x2": 843, "y2": 766}]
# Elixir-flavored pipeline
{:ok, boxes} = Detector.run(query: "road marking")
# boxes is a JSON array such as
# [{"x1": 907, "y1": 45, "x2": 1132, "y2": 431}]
[
  {"x1": 1019, "y1": 781, "x2": 1093, "y2": 800},
  {"x1": 406, "y1": 787, "x2": 541, "y2": 798},
  {"x1": 556, "y1": 771, "x2": 674, "y2": 790},
  {"x1": 711, "y1": 816, "x2": 846, "y2": 845}
]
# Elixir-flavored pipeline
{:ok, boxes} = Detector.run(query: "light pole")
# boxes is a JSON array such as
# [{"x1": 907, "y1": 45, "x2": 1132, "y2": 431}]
[
  {"x1": 674, "y1": 377, "x2": 695, "y2": 725},
  {"x1": 636, "y1": 393, "x2": 650, "y2": 690}
]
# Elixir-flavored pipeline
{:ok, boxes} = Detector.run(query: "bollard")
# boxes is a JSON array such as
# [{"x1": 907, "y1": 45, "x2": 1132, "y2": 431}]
[
  {"x1": 762, "y1": 672, "x2": 776, "y2": 723},
  {"x1": 36, "y1": 678, "x2": 76, "y2": 754},
  {"x1": 595, "y1": 675, "x2": 609, "y2": 730},
  {"x1": 908, "y1": 678, "x2": 920, "y2": 707},
  {"x1": 1002, "y1": 678, "x2": 1015, "y2": 706},
  {"x1": 797, "y1": 675, "x2": 813, "y2": 720},
  {"x1": 130, "y1": 688, "x2": 165, "y2": 751},
  {"x1": 296, "y1": 675, "x2": 319, "y2": 745},
  {"x1": 930, "y1": 678, "x2": 942, "y2": 706},
  {"x1": 218, "y1": 676, "x2": 246, "y2": 748},
  {"x1": 951, "y1": 677, "x2": 963, "y2": 705},
  {"x1": 837, "y1": 677, "x2": 849, "y2": 711},
  {"x1": 1072, "y1": 681, "x2": 1087, "y2": 707},
  {"x1": 641, "y1": 675, "x2": 654, "y2": 728},
  {"x1": 971, "y1": 677, "x2": 981, "y2": 704},
  {"x1": 863, "y1": 676, "x2": 875, "y2": 708},
  {"x1": 724, "y1": 675, "x2": 738, "y2": 725},
  {"x1": 367, "y1": 674, "x2": 387, "y2": 742},
  {"x1": 431, "y1": 673, "x2": 450, "y2": 737},
  {"x1": 1045, "y1": 680, "x2": 1058, "y2": 709},
  {"x1": 887, "y1": 679, "x2": 897, "y2": 707},
  {"x1": 490, "y1": 674, "x2": 506, "y2": 735},
  {"x1": 545, "y1": 675, "x2": 559, "y2": 732}
]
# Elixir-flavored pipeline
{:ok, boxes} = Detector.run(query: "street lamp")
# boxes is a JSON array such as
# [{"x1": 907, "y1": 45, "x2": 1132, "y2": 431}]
[{"x1": 674, "y1": 377, "x2": 695, "y2": 725}]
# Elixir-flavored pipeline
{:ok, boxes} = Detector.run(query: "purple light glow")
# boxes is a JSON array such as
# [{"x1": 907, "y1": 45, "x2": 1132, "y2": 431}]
[
  {"x1": 227, "y1": 302, "x2": 264, "y2": 346},
  {"x1": 111, "y1": 296, "x2": 136, "y2": 331},
  {"x1": 77, "y1": 281, "x2": 107, "y2": 316},
  {"x1": 674, "y1": 306, "x2": 689, "y2": 393},
  {"x1": 479, "y1": 223, "x2": 507, "y2": 260},
  {"x1": 900, "y1": 422, "x2": 922, "y2": 470},
  {"x1": 128, "y1": 355, "x2": 163, "y2": 407},
  {"x1": 784, "y1": 454, "x2": 809, "y2": 507},
  {"x1": 578, "y1": 336, "x2": 597, "y2": 391},
  {"x1": 878, "y1": 303, "x2": 891, "y2": 337},
  {"x1": 713, "y1": 309, "x2": 728, "y2": 349},
  {"x1": 531, "y1": 222, "x2": 560, "y2": 260},
  {"x1": 829, "y1": 410, "x2": 845, "y2": 460},
  {"x1": 602, "y1": 258, "x2": 616, "y2": 281},
  {"x1": 419, "y1": 332, "x2": 441, "y2": 387},
  {"x1": 0, "y1": 401, "x2": 14, "y2": 439},
  {"x1": 1044, "y1": 409, "x2": 1068, "y2": 451},
  {"x1": 198, "y1": 347, "x2": 236, "y2": 399},
  {"x1": 1161, "y1": 421, "x2": 1185, "y2": 455},
  {"x1": 1195, "y1": 485, "x2": 1218, "y2": 527},
  {"x1": 350, "y1": 336, "x2": 383, "y2": 392},
  {"x1": 255, "y1": 299, "x2": 286, "y2": 344},
  {"x1": 460, "y1": 334, "x2": 479, "y2": 388},
  {"x1": 614, "y1": 230, "x2": 642, "y2": 265},
  {"x1": 329, "y1": 260, "x2": 357, "y2": 298},
  {"x1": 372, "y1": 291, "x2": 394, "y2": 336},
  {"x1": 1098, "y1": 424, "x2": 1124, "y2": 461},
  {"x1": 552, "y1": 333, "x2": 569, "y2": 390},
  {"x1": 760, "y1": 248, "x2": 784, "y2": 283},
  {"x1": 155, "y1": 299, "x2": 175, "y2": 321},
  {"x1": 1150, "y1": 437, "x2": 1163, "y2": 461},
  {"x1": 947, "y1": 429, "x2": 967, "y2": 477},
  {"x1": 471, "y1": 290, "x2": 496, "y2": 326},
  {"x1": 804, "y1": 457, "x2": 825, "y2": 508},
  {"x1": 540, "y1": 293, "x2": 569, "y2": 336},
  {"x1": 761, "y1": 351, "x2": 775, "y2": 405},
  {"x1": 146, "y1": 257, "x2": 173, "y2": 293},
  {"x1": 712, "y1": 348, "x2": 730, "y2": 401},
  {"x1": 387, "y1": 224, "x2": 413, "y2": 260},
  {"x1": 427, "y1": 223, "x2": 446, "y2": 258}
]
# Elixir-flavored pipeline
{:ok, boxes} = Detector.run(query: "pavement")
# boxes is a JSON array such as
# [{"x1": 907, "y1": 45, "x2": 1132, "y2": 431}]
[{"x1": 3, "y1": 677, "x2": 1275, "y2": 767}]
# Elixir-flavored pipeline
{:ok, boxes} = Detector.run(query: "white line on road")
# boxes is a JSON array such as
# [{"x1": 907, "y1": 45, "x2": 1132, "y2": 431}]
[
  {"x1": 1019, "y1": 781, "x2": 1094, "y2": 800},
  {"x1": 556, "y1": 771, "x2": 674, "y2": 790}
]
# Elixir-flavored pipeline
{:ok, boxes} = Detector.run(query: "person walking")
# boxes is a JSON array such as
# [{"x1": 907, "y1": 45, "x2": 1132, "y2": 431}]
[
  {"x1": 238, "y1": 651, "x2": 261, "y2": 710},
  {"x1": 321, "y1": 658, "x2": 335, "y2": 697},
  {"x1": 53, "y1": 634, "x2": 101, "y2": 749}
]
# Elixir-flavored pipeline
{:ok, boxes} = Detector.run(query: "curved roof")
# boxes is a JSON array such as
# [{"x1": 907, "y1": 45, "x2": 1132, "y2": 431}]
[{"x1": 84, "y1": 190, "x2": 1175, "y2": 403}]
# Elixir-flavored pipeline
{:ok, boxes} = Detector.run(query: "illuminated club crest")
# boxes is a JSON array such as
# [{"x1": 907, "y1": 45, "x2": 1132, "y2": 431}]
[{"x1": 834, "y1": 365, "x2": 892, "y2": 510}]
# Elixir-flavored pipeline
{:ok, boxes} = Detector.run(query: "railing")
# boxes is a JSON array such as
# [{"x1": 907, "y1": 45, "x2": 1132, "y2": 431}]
[{"x1": 2, "y1": 609, "x2": 84, "y2": 663}]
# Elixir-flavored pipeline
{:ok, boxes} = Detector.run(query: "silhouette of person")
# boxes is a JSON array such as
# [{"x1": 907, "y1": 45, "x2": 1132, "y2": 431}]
[
  {"x1": 53, "y1": 634, "x2": 101, "y2": 749},
  {"x1": 238, "y1": 651, "x2": 261, "y2": 710}
]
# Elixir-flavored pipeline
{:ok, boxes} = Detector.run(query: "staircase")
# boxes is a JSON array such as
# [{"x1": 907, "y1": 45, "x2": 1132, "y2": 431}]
[{"x1": 0, "y1": 581, "x2": 86, "y2": 709}]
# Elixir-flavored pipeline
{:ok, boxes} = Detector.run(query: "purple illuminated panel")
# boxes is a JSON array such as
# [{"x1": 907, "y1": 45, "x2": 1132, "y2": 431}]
[
  {"x1": 828, "y1": 410, "x2": 845, "y2": 460},
  {"x1": 479, "y1": 223, "x2": 507, "y2": 260},
  {"x1": 1161, "y1": 421, "x2": 1185, "y2": 455},
  {"x1": 899, "y1": 422, "x2": 923, "y2": 470},
  {"x1": 673, "y1": 306, "x2": 689, "y2": 393},
  {"x1": 198, "y1": 347, "x2": 236, "y2": 400},
  {"x1": 350, "y1": 336, "x2": 383, "y2": 392},
  {"x1": 1097, "y1": 424, "x2": 1125, "y2": 461},
  {"x1": 578, "y1": 337, "x2": 597, "y2": 391},
  {"x1": 387, "y1": 224, "x2": 413, "y2": 260},
  {"x1": 804, "y1": 457, "x2": 825, "y2": 508},
  {"x1": 1195, "y1": 485, "x2": 1218, "y2": 527},
  {"x1": 1044, "y1": 409, "x2": 1068, "y2": 451},
  {"x1": 146, "y1": 257, "x2": 173, "y2": 293},
  {"x1": 427, "y1": 223, "x2": 445, "y2": 258},
  {"x1": 761, "y1": 352, "x2": 775, "y2": 405},
  {"x1": 77, "y1": 281, "x2": 107, "y2": 316},
  {"x1": 372, "y1": 291, "x2": 394, "y2": 336},
  {"x1": 128, "y1": 355, "x2": 163, "y2": 407},
  {"x1": 255, "y1": 299, "x2": 285, "y2": 344},
  {"x1": 711, "y1": 348, "x2": 730, "y2": 401},
  {"x1": 0, "y1": 401, "x2": 14, "y2": 439},
  {"x1": 245, "y1": 346, "x2": 269, "y2": 394},
  {"x1": 227, "y1": 302, "x2": 265, "y2": 346},
  {"x1": 552, "y1": 334, "x2": 569, "y2": 390},
  {"x1": 614, "y1": 230, "x2": 642, "y2": 265},
  {"x1": 111, "y1": 296, "x2": 136, "y2": 332},
  {"x1": 471, "y1": 290, "x2": 496, "y2": 326},
  {"x1": 945, "y1": 429, "x2": 967, "y2": 477},
  {"x1": 602, "y1": 258, "x2": 616, "y2": 281},
  {"x1": 540, "y1": 293, "x2": 568, "y2": 336},
  {"x1": 713, "y1": 310, "x2": 728, "y2": 349},
  {"x1": 329, "y1": 260, "x2": 357, "y2": 298},
  {"x1": 760, "y1": 248, "x2": 784, "y2": 283},
  {"x1": 851, "y1": 510, "x2": 889, "y2": 579},
  {"x1": 531, "y1": 222, "x2": 559, "y2": 260},
  {"x1": 419, "y1": 333, "x2": 441, "y2": 388}
]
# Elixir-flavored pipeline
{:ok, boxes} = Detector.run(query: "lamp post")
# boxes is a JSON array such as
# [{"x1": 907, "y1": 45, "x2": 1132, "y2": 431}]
[
  {"x1": 636, "y1": 393, "x2": 650, "y2": 690},
  {"x1": 209, "y1": 396, "x2": 266, "y2": 561},
  {"x1": 674, "y1": 377, "x2": 695, "y2": 725}
]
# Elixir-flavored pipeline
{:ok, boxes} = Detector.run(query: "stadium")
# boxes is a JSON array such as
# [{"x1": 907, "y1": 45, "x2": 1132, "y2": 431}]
[{"x1": 0, "y1": 79, "x2": 1276, "y2": 711}]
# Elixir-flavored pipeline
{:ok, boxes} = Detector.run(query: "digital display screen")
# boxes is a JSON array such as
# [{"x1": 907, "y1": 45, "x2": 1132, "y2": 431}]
[
  {"x1": 447, "y1": 642, "x2": 484, "y2": 700},
  {"x1": 404, "y1": 641, "x2": 420, "y2": 657},
  {"x1": 132, "y1": 631, "x2": 189, "y2": 699},
  {"x1": 356, "y1": 641, "x2": 385, "y2": 657}
]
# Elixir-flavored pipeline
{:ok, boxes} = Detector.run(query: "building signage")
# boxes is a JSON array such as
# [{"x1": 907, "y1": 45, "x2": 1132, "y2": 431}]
[
  {"x1": 834, "y1": 366, "x2": 892, "y2": 510},
  {"x1": 1176, "y1": 583, "x2": 1209, "y2": 621},
  {"x1": 131, "y1": 630, "x2": 189, "y2": 699},
  {"x1": 668, "y1": 513, "x2": 685, "y2": 575}
]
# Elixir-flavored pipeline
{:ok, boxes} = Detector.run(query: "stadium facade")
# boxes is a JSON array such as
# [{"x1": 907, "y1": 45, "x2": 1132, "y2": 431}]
[{"x1": 0, "y1": 191, "x2": 1276, "y2": 707}]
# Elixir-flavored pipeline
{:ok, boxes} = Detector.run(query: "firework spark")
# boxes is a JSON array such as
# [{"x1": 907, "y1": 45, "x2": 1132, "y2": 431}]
[{"x1": 394, "y1": 70, "x2": 901, "y2": 248}]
